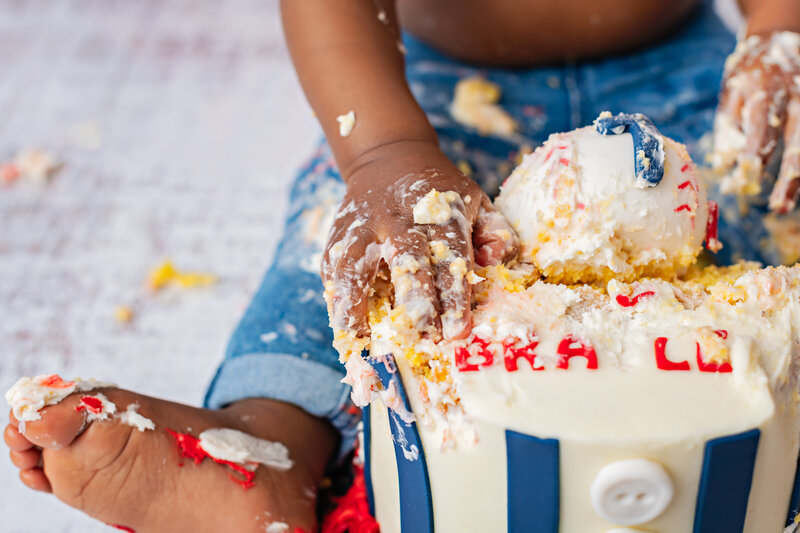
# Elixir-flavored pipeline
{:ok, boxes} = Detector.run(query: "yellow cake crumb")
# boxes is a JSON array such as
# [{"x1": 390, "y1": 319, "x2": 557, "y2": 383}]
[
  {"x1": 450, "y1": 76, "x2": 517, "y2": 137},
  {"x1": 148, "y1": 260, "x2": 217, "y2": 291},
  {"x1": 114, "y1": 306, "x2": 134, "y2": 324}
]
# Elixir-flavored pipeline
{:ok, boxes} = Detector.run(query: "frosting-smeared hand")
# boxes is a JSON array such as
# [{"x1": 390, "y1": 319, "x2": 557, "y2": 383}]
[
  {"x1": 711, "y1": 31, "x2": 800, "y2": 213},
  {"x1": 322, "y1": 140, "x2": 518, "y2": 350}
]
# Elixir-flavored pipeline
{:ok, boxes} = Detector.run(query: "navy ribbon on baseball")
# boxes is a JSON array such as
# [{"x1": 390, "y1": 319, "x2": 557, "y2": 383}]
[{"x1": 594, "y1": 112, "x2": 666, "y2": 187}]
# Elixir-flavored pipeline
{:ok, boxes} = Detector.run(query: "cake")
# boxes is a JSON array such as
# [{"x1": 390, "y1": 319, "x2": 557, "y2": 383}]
[
  {"x1": 495, "y1": 111, "x2": 715, "y2": 284},
  {"x1": 328, "y1": 113, "x2": 800, "y2": 532}
]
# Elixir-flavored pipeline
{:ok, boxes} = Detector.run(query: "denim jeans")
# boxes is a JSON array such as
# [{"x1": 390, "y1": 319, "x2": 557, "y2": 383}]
[{"x1": 205, "y1": 0, "x2": 759, "y2": 458}]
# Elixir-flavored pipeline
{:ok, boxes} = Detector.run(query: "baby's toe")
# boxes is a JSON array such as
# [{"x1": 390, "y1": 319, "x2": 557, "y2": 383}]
[
  {"x1": 10, "y1": 448, "x2": 41, "y2": 470},
  {"x1": 23, "y1": 395, "x2": 91, "y2": 450},
  {"x1": 19, "y1": 467, "x2": 51, "y2": 493},
  {"x1": 4, "y1": 423, "x2": 33, "y2": 451}
]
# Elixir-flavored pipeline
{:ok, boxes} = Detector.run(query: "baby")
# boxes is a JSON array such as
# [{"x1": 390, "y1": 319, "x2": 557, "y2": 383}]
[{"x1": 4, "y1": 0, "x2": 800, "y2": 531}]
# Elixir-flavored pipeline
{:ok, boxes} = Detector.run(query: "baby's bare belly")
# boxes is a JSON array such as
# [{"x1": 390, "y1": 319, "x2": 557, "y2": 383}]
[{"x1": 398, "y1": 0, "x2": 700, "y2": 66}]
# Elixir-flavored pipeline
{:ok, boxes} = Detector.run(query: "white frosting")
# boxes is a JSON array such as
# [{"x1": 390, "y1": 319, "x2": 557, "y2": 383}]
[
  {"x1": 495, "y1": 126, "x2": 707, "y2": 282},
  {"x1": 336, "y1": 110, "x2": 355, "y2": 137},
  {"x1": 13, "y1": 148, "x2": 61, "y2": 182},
  {"x1": 5, "y1": 374, "x2": 115, "y2": 422},
  {"x1": 198, "y1": 428, "x2": 293, "y2": 471},
  {"x1": 265, "y1": 522, "x2": 289, "y2": 533},
  {"x1": 412, "y1": 189, "x2": 460, "y2": 225},
  {"x1": 119, "y1": 403, "x2": 155, "y2": 432}
]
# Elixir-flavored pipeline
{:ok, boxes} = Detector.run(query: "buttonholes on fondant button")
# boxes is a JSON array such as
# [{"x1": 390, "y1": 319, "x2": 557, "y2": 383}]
[{"x1": 590, "y1": 458, "x2": 674, "y2": 525}]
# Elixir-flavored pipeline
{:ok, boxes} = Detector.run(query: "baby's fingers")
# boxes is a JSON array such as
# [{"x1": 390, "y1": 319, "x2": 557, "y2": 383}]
[
  {"x1": 427, "y1": 220, "x2": 474, "y2": 340},
  {"x1": 326, "y1": 231, "x2": 381, "y2": 337},
  {"x1": 711, "y1": 82, "x2": 747, "y2": 175},
  {"x1": 473, "y1": 198, "x2": 519, "y2": 267},
  {"x1": 733, "y1": 86, "x2": 786, "y2": 194},
  {"x1": 388, "y1": 230, "x2": 439, "y2": 336},
  {"x1": 770, "y1": 97, "x2": 800, "y2": 213}
]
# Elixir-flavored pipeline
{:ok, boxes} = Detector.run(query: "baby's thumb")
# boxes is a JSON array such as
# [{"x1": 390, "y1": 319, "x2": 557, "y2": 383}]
[{"x1": 472, "y1": 200, "x2": 519, "y2": 267}]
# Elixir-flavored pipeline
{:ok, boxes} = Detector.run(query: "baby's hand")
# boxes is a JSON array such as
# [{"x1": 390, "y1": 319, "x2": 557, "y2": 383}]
[
  {"x1": 322, "y1": 140, "x2": 518, "y2": 343},
  {"x1": 711, "y1": 31, "x2": 800, "y2": 213}
]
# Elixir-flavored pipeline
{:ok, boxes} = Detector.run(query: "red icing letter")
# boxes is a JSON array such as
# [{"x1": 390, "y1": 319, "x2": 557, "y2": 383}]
[
  {"x1": 455, "y1": 337, "x2": 494, "y2": 372},
  {"x1": 503, "y1": 339, "x2": 543, "y2": 372},
  {"x1": 696, "y1": 342, "x2": 732, "y2": 373},
  {"x1": 556, "y1": 335, "x2": 597, "y2": 370},
  {"x1": 654, "y1": 337, "x2": 690, "y2": 371}
]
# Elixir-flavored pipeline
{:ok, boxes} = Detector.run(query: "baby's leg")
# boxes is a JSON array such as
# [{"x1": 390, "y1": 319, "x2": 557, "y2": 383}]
[
  {"x1": 3, "y1": 141, "x2": 346, "y2": 532},
  {"x1": 204, "y1": 140, "x2": 359, "y2": 461}
]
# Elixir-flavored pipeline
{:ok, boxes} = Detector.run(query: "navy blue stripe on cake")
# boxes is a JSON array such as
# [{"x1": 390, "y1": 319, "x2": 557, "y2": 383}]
[
  {"x1": 593, "y1": 112, "x2": 665, "y2": 187},
  {"x1": 370, "y1": 353, "x2": 435, "y2": 533},
  {"x1": 361, "y1": 403, "x2": 375, "y2": 517},
  {"x1": 693, "y1": 428, "x2": 760, "y2": 533},
  {"x1": 505, "y1": 430, "x2": 560, "y2": 533},
  {"x1": 786, "y1": 451, "x2": 800, "y2": 526}
]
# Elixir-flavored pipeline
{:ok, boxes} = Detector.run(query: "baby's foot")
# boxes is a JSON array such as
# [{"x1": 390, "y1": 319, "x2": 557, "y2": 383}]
[{"x1": 4, "y1": 386, "x2": 338, "y2": 532}]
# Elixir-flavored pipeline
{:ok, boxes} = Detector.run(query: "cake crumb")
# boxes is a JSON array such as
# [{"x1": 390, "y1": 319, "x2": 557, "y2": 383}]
[
  {"x1": 114, "y1": 306, "x2": 134, "y2": 324},
  {"x1": 451, "y1": 76, "x2": 517, "y2": 137},
  {"x1": 148, "y1": 260, "x2": 217, "y2": 291}
]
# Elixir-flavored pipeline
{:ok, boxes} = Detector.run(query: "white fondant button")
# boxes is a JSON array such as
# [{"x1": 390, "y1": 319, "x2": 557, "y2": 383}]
[{"x1": 591, "y1": 459, "x2": 673, "y2": 525}]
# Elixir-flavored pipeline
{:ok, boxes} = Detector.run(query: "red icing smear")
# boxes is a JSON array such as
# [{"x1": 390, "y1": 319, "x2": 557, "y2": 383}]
[
  {"x1": 39, "y1": 374, "x2": 74, "y2": 389},
  {"x1": 706, "y1": 201, "x2": 721, "y2": 252},
  {"x1": 108, "y1": 525, "x2": 135, "y2": 532},
  {"x1": 677, "y1": 180, "x2": 695, "y2": 191},
  {"x1": 615, "y1": 291, "x2": 655, "y2": 307},
  {"x1": 680, "y1": 163, "x2": 690, "y2": 172},
  {"x1": 166, "y1": 429, "x2": 257, "y2": 489},
  {"x1": 559, "y1": 157, "x2": 570, "y2": 166},
  {"x1": 75, "y1": 395, "x2": 103, "y2": 414},
  {"x1": 576, "y1": 202, "x2": 586, "y2": 210},
  {"x1": 674, "y1": 204, "x2": 691, "y2": 212},
  {"x1": 320, "y1": 463, "x2": 380, "y2": 533},
  {"x1": 715, "y1": 329, "x2": 728, "y2": 339},
  {"x1": 0, "y1": 163, "x2": 20, "y2": 184}
]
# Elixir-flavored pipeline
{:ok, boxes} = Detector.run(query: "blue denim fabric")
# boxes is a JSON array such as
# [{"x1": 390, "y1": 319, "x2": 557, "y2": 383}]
[{"x1": 206, "y1": 0, "x2": 761, "y2": 459}]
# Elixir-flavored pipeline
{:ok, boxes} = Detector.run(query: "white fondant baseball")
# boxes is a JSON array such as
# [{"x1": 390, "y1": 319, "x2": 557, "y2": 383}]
[
  {"x1": 590, "y1": 458, "x2": 674, "y2": 525},
  {"x1": 495, "y1": 119, "x2": 708, "y2": 283}
]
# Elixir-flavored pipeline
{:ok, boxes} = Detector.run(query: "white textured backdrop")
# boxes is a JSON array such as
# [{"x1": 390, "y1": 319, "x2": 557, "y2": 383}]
[{"x1": 0, "y1": 1, "x2": 319, "y2": 530}]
